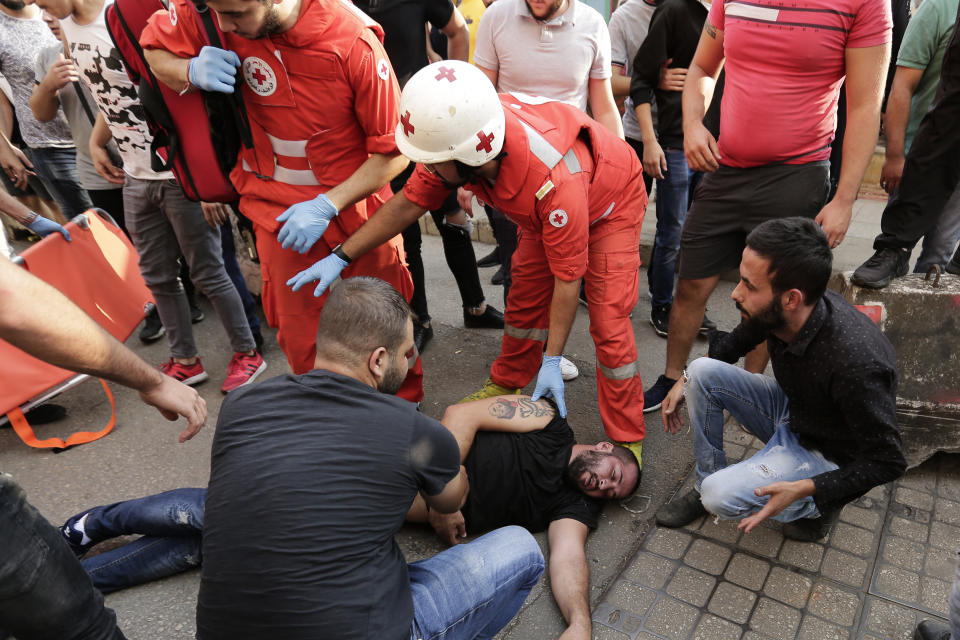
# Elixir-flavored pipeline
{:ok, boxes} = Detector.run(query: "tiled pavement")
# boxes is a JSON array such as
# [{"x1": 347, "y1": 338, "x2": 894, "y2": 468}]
[{"x1": 591, "y1": 420, "x2": 959, "y2": 640}]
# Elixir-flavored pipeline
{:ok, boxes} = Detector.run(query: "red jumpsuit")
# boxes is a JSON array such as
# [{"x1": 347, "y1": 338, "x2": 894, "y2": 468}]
[
  {"x1": 142, "y1": 0, "x2": 423, "y2": 400},
  {"x1": 405, "y1": 94, "x2": 649, "y2": 441}
]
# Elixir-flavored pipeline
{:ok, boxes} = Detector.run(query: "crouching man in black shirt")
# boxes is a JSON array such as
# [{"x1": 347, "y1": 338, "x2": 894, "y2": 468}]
[
  {"x1": 194, "y1": 277, "x2": 543, "y2": 640},
  {"x1": 406, "y1": 395, "x2": 641, "y2": 640},
  {"x1": 655, "y1": 217, "x2": 907, "y2": 542}
]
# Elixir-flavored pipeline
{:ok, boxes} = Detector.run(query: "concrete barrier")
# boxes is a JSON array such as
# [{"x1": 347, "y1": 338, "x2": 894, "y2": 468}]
[{"x1": 833, "y1": 271, "x2": 960, "y2": 467}]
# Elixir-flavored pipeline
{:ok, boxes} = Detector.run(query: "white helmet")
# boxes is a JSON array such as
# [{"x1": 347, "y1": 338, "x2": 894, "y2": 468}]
[{"x1": 395, "y1": 60, "x2": 505, "y2": 167}]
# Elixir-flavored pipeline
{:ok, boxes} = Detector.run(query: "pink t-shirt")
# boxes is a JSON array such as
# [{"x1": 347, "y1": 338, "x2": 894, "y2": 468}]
[{"x1": 710, "y1": 0, "x2": 891, "y2": 167}]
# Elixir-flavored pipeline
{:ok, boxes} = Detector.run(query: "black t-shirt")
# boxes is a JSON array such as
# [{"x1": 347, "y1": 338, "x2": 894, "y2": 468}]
[
  {"x1": 353, "y1": 0, "x2": 455, "y2": 86},
  {"x1": 462, "y1": 415, "x2": 602, "y2": 533},
  {"x1": 196, "y1": 370, "x2": 461, "y2": 640}
]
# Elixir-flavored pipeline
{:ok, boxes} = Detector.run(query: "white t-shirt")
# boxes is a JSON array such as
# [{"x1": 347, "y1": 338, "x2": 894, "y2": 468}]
[
  {"x1": 60, "y1": 0, "x2": 171, "y2": 180},
  {"x1": 473, "y1": 0, "x2": 611, "y2": 112},
  {"x1": 608, "y1": 0, "x2": 658, "y2": 141}
]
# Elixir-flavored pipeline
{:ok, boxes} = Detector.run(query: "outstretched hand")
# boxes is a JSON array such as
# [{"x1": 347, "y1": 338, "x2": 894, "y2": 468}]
[
  {"x1": 531, "y1": 355, "x2": 566, "y2": 417},
  {"x1": 138, "y1": 374, "x2": 207, "y2": 443},
  {"x1": 287, "y1": 252, "x2": 348, "y2": 297}
]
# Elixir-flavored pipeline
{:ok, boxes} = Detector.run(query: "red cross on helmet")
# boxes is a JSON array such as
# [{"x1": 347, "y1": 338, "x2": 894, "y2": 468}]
[{"x1": 395, "y1": 60, "x2": 505, "y2": 167}]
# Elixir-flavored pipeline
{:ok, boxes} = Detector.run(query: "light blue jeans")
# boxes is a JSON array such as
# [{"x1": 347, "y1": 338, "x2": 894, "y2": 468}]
[
  {"x1": 409, "y1": 526, "x2": 544, "y2": 640},
  {"x1": 685, "y1": 357, "x2": 839, "y2": 522}
]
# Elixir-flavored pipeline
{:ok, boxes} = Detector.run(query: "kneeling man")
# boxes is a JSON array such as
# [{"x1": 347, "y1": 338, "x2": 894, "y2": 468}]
[
  {"x1": 196, "y1": 277, "x2": 543, "y2": 639},
  {"x1": 656, "y1": 217, "x2": 906, "y2": 541}
]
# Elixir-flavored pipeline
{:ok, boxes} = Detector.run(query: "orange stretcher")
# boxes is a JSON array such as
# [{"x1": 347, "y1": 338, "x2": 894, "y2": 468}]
[{"x1": 0, "y1": 210, "x2": 152, "y2": 450}]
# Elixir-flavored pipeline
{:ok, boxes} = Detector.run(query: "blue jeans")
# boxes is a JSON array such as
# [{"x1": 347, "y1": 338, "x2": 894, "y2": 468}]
[
  {"x1": 685, "y1": 358, "x2": 839, "y2": 522},
  {"x1": 0, "y1": 474, "x2": 124, "y2": 640},
  {"x1": 409, "y1": 526, "x2": 544, "y2": 640},
  {"x1": 75, "y1": 489, "x2": 205, "y2": 595},
  {"x1": 220, "y1": 218, "x2": 261, "y2": 336},
  {"x1": 24, "y1": 146, "x2": 94, "y2": 219},
  {"x1": 648, "y1": 150, "x2": 698, "y2": 307}
]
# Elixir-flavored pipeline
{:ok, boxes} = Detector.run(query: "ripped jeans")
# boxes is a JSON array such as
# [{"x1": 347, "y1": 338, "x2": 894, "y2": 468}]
[
  {"x1": 685, "y1": 358, "x2": 839, "y2": 522},
  {"x1": 74, "y1": 488, "x2": 205, "y2": 594}
]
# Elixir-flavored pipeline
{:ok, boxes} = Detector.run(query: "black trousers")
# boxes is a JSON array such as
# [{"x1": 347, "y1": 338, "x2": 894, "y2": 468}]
[{"x1": 874, "y1": 2, "x2": 960, "y2": 251}]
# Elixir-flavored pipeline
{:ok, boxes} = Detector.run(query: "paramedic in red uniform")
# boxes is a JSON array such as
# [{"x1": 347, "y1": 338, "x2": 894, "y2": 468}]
[
  {"x1": 140, "y1": 0, "x2": 423, "y2": 400},
  {"x1": 289, "y1": 60, "x2": 649, "y2": 460}
]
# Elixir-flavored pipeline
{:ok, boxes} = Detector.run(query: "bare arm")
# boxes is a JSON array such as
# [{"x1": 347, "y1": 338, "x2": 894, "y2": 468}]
[
  {"x1": 635, "y1": 101, "x2": 666, "y2": 179},
  {"x1": 610, "y1": 63, "x2": 630, "y2": 102},
  {"x1": 815, "y1": 43, "x2": 889, "y2": 247},
  {"x1": 143, "y1": 47, "x2": 192, "y2": 92},
  {"x1": 0, "y1": 188, "x2": 39, "y2": 225},
  {"x1": 0, "y1": 90, "x2": 34, "y2": 190},
  {"x1": 545, "y1": 277, "x2": 580, "y2": 357},
  {"x1": 323, "y1": 151, "x2": 409, "y2": 212},
  {"x1": 588, "y1": 77, "x2": 625, "y2": 139},
  {"x1": 548, "y1": 518, "x2": 592, "y2": 640},
  {"x1": 476, "y1": 64, "x2": 499, "y2": 90},
  {"x1": 441, "y1": 395, "x2": 557, "y2": 460},
  {"x1": 89, "y1": 112, "x2": 125, "y2": 184},
  {"x1": 423, "y1": 465, "x2": 470, "y2": 513},
  {"x1": 340, "y1": 190, "x2": 427, "y2": 260},
  {"x1": 441, "y1": 7, "x2": 470, "y2": 62},
  {"x1": 879, "y1": 65, "x2": 922, "y2": 195},
  {"x1": 30, "y1": 55, "x2": 78, "y2": 123},
  {"x1": 682, "y1": 22, "x2": 724, "y2": 172},
  {"x1": 0, "y1": 259, "x2": 206, "y2": 441}
]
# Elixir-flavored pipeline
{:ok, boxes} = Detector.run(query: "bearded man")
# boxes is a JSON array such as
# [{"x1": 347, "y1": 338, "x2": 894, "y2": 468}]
[{"x1": 654, "y1": 217, "x2": 906, "y2": 542}]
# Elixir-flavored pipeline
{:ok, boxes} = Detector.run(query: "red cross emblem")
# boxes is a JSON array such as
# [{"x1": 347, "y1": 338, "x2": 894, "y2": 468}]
[
  {"x1": 400, "y1": 111, "x2": 415, "y2": 136},
  {"x1": 475, "y1": 130, "x2": 495, "y2": 153},
  {"x1": 435, "y1": 66, "x2": 457, "y2": 82},
  {"x1": 251, "y1": 67, "x2": 268, "y2": 86},
  {"x1": 549, "y1": 209, "x2": 568, "y2": 228}
]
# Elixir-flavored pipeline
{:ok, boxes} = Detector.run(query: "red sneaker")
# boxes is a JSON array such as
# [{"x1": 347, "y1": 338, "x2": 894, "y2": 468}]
[
  {"x1": 159, "y1": 358, "x2": 209, "y2": 386},
  {"x1": 221, "y1": 351, "x2": 267, "y2": 393}
]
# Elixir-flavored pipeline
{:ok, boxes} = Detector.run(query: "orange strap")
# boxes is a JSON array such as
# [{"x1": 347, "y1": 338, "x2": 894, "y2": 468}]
[{"x1": 8, "y1": 379, "x2": 116, "y2": 451}]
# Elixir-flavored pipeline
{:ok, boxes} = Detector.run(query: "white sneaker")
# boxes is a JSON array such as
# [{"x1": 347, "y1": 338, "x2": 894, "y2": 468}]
[{"x1": 559, "y1": 356, "x2": 579, "y2": 381}]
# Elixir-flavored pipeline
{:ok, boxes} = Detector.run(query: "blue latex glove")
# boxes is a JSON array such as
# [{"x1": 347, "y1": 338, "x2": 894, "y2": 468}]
[
  {"x1": 188, "y1": 46, "x2": 241, "y2": 93},
  {"x1": 530, "y1": 355, "x2": 566, "y2": 417},
  {"x1": 287, "y1": 253, "x2": 348, "y2": 297},
  {"x1": 275, "y1": 193, "x2": 339, "y2": 254},
  {"x1": 27, "y1": 215, "x2": 71, "y2": 242}
]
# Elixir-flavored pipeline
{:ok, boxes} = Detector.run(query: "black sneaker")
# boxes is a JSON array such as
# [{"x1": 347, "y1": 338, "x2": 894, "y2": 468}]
[
  {"x1": 852, "y1": 248, "x2": 910, "y2": 288},
  {"x1": 656, "y1": 489, "x2": 706, "y2": 528},
  {"x1": 699, "y1": 313, "x2": 717, "y2": 334},
  {"x1": 414, "y1": 322, "x2": 433, "y2": 354},
  {"x1": 782, "y1": 507, "x2": 839, "y2": 541},
  {"x1": 650, "y1": 304, "x2": 670, "y2": 337},
  {"x1": 947, "y1": 246, "x2": 960, "y2": 275},
  {"x1": 464, "y1": 305, "x2": 504, "y2": 329},
  {"x1": 491, "y1": 265, "x2": 505, "y2": 286},
  {"x1": 643, "y1": 374, "x2": 678, "y2": 413},
  {"x1": 914, "y1": 620, "x2": 951, "y2": 640},
  {"x1": 139, "y1": 305, "x2": 165, "y2": 343},
  {"x1": 477, "y1": 247, "x2": 500, "y2": 268}
]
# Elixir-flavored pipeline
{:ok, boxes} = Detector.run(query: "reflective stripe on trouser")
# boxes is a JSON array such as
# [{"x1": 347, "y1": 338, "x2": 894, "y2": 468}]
[
  {"x1": 254, "y1": 222, "x2": 424, "y2": 403},
  {"x1": 490, "y1": 228, "x2": 645, "y2": 441}
]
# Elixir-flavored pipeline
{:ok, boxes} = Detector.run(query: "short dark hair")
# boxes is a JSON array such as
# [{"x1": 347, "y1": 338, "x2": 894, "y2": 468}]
[
  {"x1": 315, "y1": 277, "x2": 413, "y2": 366},
  {"x1": 745, "y1": 217, "x2": 832, "y2": 304},
  {"x1": 611, "y1": 446, "x2": 641, "y2": 495}
]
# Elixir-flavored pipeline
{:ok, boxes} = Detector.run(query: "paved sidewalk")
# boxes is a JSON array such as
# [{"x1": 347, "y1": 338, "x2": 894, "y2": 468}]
[{"x1": 590, "y1": 418, "x2": 958, "y2": 640}]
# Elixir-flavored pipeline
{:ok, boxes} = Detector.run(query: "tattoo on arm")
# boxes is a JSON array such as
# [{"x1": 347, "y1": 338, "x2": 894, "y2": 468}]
[
  {"x1": 705, "y1": 22, "x2": 718, "y2": 39},
  {"x1": 487, "y1": 398, "x2": 557, "y2": 420},
  {"x1": 517, "y1": 397, "x2": 556, "y2": 418}
]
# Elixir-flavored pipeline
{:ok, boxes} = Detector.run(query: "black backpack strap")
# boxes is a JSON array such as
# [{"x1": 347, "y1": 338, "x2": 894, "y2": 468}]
[{"x1": 194, "y1": 2, "x2": 255, "y2": 151}]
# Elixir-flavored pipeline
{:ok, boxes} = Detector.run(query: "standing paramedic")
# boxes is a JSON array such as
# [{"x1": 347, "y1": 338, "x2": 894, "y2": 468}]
[
  {"x1": 140, "y1": 0, "x2": 424, "y2": 400},
  {"x1": 288, "y1": 60, "x2": 650, "y2": 464}
]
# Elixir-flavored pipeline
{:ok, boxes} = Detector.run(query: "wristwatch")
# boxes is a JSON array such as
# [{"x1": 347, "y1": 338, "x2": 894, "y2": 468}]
[{"x1": 332, "y1": 243, "x2": 352, "y2": 264}]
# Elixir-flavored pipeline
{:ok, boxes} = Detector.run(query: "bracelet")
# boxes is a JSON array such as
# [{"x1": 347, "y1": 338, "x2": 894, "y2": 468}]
[
  {"x1": 332, "y1": 243, "x2": 352, "y2": 264},
  {"x1": 22, "y1": 211, "x2": 38, "y2": 225},
  {"x1": 681, "y1": 368, "x2": 690, "y2": 384}
]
